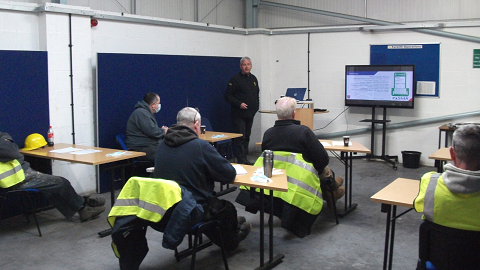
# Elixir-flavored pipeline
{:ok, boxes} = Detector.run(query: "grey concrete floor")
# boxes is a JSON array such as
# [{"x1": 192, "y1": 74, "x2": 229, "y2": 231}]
[{"x1": 0, "y1": 152, "x2": 435, "y2": 270}]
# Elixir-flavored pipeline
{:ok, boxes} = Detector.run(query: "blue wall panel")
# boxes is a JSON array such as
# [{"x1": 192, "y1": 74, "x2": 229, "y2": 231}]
[
  {"x1": 0, "y1": 50, "x2": 49, "y2": 147},
  {"x1": 0, "y1": 50, "x2": 50, "y2": 219},
  {"x1": 97, "y1": 53, "x2": 240, "y2": 192}
]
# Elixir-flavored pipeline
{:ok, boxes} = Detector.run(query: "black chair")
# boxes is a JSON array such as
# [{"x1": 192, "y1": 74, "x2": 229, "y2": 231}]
[
  {"x1": 115, "y1": 133, "x2": 152, "y2": 176},
  {"x1": 0, "y1": 188, "x2": 42, "y2": 237},
  {"x1": 416, "y1": 219, "x2": 480, "y2": 270},
  {"x1": 175, "y1": 220, "x2": 229, "y2": 270}
]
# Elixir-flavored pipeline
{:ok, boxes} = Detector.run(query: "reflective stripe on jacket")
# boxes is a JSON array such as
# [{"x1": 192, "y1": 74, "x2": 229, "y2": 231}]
[
  {"x1": 0, "y1": 160, "x2": 25, "y2": 188},
  {"x1": 414, "y1": 172, "x2": 480, "y2": 231},
  {"x1": 242, "y1": 151, "x2": 323, "y2": 215},
  {"x1": 108, "y1": 177, "x2": 182, "y2": 227}
]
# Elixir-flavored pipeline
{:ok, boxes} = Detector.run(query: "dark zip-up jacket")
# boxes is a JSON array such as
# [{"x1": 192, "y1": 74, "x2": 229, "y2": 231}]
[
  {"x1": 225, "y1": 72, "x2": 260, "y2": 119},
  {"x1": 153, "y1": 124, "x2": 236, "y2": 205}
]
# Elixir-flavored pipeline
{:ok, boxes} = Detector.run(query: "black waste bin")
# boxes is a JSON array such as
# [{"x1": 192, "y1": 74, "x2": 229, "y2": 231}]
[{"x1": 402, "y1": 151, "x2": 422, "y2": 168}]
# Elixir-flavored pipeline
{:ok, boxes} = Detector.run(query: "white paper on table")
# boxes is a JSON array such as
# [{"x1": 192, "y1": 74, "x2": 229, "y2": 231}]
[
  {"x1": 106, "y1": 151, "x2": 127, "y2": 157},
  {"x1": 254, "y1": 168, "x2": 283, "y2": 176},
  {"x1": 49, "y1": 147, "x2": 83, "y2": 153},
  {"x1": 320, "y1": 142, "x2": 331, "y2": 146},
  {"x1": 71, "y1": 149, "x2": 102, "y2": 155},
  {"x1": 250, "y1": 174, "x2": 272, "y2": 183},
  {"x1": 332, "y1": 140, "x2": 352, "y2": 146},
  {"x1": 233, "y1": 164, "x2": 248, "y2": 175}
]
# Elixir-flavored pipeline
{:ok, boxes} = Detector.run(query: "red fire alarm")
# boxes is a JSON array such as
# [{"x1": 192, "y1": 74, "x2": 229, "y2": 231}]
[{"x1": 91, "y1": 19, "x2": 98, "y2": 27}]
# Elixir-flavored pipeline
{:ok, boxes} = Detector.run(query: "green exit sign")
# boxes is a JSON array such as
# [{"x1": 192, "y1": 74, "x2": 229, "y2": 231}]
[{"x1": 474, "y1": 49, "x2": 480, "y2": 68}]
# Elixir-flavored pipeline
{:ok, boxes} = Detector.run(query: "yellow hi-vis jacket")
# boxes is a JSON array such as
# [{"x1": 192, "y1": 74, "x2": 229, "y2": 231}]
[
  {"x1": 0, "y1": 160, "x2": 25, "y2": 188},
  {"x1": 108, "y1": 177, "x2": 182, "y2": 228},
  {"x1": 241, "y1": 151, "x2": 323, "y2": 215},
  {"x1": 414, "y1": 172, "x2": 480, "y2": 231}
]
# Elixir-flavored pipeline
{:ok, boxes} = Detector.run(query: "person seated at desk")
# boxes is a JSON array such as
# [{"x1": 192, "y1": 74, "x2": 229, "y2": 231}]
[
  {"x1": 125, "y1": 92, "x2": 168, "y2": 164},
  {"x1": 154, "y1": 107, "x2": 251, "y2": 252},
  {"x1": 236, "y1": 97, "x2": 344, "y2": 238},
  {"x1": 414, "y1": 124, "x2": 480, "y2": 230},
  {"x1": 0, "y1": 132, "x2": 105, "y2": 222}
]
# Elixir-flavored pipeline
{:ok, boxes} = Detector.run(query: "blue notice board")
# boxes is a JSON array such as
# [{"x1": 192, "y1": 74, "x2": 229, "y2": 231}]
[{"x1": 370, "y1": 44, "x2": 440, "y2": 97}]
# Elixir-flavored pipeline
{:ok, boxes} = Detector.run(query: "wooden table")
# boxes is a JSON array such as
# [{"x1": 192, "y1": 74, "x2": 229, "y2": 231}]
[
  {"x1": 20, "y1": 143, "x2": 146, "y2": 236},
  {"x1": 199, "y1": 131, "x2": 242, "y2": 143},
  {"x1": 371, "y1": 178, "x2": 420, "y2": 270},
  {"x1": 232, "y1": 164, "x2": 288, "y2": 270},
  {"x1": 320, "y1": 140, "x2": 371, "y2": 217},
  {"x1": 20, "y1": 143, "x2": 145, "y2": 167},
  {"x1": 428, "y1": 147, "x2": 451, "y2": 172}
]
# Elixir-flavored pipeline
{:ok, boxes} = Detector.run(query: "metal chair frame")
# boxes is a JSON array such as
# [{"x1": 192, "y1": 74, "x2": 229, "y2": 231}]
[{"x1": 0, "y1": 188, "x2": 42, "y2": 236}]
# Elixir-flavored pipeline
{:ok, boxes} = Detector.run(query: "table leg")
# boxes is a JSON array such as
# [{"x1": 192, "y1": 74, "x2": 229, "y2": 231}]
[
  {"x1": 382, "y1": 204, "x2": 392, "y2": 270},
  {"x1": 381, "y1": 204, "x2": 414, "y2": 270},
  {"x1": 259, "y1": 190, "x2": 264, "y2": 267},
  {"x1": 388, "y1": 206, "x2": 397, "y2": 270},
  {"x1": 338, "y1": 152, "x2": 357, "y2": 217},
  {"x1": 98, "y1": 162, "x2": 128, "y2": 238},
  {"x1": 254, "y1": 189, "x2": 284, "y2": 270},
  {"x1": 438, "y1": 129, "x2": 442, "y2": 149}
]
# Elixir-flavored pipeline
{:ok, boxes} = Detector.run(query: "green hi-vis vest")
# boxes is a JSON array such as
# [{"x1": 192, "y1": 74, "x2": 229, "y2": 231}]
[
  {"x1": 241, "y1": 151, "x2": 323, "y2": 215},
  {"x1": 108, "y1": 177, "x2": 182, "y2": 228},
  {"x1": 414, "y1": 172, "x2": 480, "y2": 231},
  {"x1": 0, "y1": 160, "x2": 25, "y2": 188}
]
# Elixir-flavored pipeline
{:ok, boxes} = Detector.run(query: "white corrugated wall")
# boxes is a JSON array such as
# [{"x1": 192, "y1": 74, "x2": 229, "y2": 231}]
[{"x1": 7, "y1": 0, "x2": 480, "y2": 28}]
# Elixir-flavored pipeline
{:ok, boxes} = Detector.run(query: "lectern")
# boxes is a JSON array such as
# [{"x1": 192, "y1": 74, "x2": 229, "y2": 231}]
[
  {"x1": 259, "y1": 100, "x2": 327, "y2": 130},
  {"x1": 295, "y1": 101, "x2": 314, "y2": 129}
]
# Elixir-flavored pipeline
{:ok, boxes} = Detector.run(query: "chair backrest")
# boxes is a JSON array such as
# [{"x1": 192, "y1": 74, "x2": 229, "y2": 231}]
[
  {"x1": 417, "y1": 220, "x2": 480, "y2": 270},
  {"x1": 116, "y1": 133, "x2": 128, "y2": 150}
]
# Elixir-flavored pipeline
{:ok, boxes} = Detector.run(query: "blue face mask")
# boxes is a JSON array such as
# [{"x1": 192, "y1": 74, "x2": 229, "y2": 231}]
[{"x1": 155, "y1": 103, "x2": 161, "y2": 113}]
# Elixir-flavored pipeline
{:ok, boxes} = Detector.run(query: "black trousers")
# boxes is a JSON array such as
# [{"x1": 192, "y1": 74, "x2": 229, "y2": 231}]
[
  {"x1": 128, "y1": 144, "x2": 157, "y2": 165},
  {"x1": 231, "y1": 116, "x2": 254, "y2": 163}
]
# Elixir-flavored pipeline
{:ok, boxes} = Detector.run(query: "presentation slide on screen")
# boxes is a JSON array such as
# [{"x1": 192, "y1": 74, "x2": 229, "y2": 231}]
[{"x1": 346, "y1": 71, "x2": 414, "y2": 101}]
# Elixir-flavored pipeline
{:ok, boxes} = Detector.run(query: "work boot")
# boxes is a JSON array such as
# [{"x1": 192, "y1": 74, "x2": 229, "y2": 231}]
[
  {"x1": 228, "y1": 222, "x2": 252, "y2": 254},
  {"x1": 84, "y1": 196, "x2": 105, "y2": 207},
  {"x1": 333, "y1": 186, "x2": 345, "y2": 201},
  {"x1": 335, "y1": 176, "x2": 344, "y2": 187},
  {"x1": 79, "y1": 205, "x2": 105, "y2": 222},
  {"x1": 237, "y1": 222, "x2": 252, "y2": 242},
  {"x1": 237, "y1": 216, "x2": 246, "y2": 229},
  {"x1": 324, "y1": 186, "x2": 345, "y2": 208}
]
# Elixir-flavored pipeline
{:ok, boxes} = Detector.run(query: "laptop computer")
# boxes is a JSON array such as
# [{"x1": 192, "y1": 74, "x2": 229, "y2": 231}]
[{"x1": 285, "y1": 88, "x2": 307, "y2": 101}]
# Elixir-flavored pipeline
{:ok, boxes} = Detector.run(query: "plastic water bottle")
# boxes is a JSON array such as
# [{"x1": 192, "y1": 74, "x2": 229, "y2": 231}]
[
  {"x1": 47, "y1": 126, "x2": 54, "y2": 147},
  {"x1": 263, "y1": 150, "x2": 274, "y2": 178}
]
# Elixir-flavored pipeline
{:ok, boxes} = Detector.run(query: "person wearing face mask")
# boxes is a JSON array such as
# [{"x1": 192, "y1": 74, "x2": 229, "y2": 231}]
[{"x1": 125, "y1": 92, "x2": 169, "y2": 164}]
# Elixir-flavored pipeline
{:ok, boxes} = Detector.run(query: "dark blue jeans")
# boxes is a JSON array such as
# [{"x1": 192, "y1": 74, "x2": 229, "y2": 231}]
[{"x1": 231, "y1": 117, "x2": 254, "y2": 163}]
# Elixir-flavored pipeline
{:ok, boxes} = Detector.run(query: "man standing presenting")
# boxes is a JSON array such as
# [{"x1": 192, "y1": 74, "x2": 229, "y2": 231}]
[
  {"x1": 125, "y1": 92, "x2": 168, "y2": 164},
  {"x1": 225, "y1": 57, "x2": 259, "y2": 165}
]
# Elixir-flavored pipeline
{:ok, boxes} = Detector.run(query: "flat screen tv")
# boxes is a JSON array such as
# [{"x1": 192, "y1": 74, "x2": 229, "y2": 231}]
[{"x1": 345, "y1": 65, "x2": 415, "y2": 108}]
